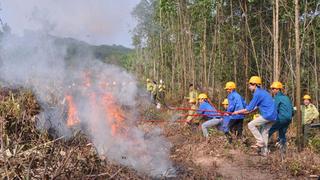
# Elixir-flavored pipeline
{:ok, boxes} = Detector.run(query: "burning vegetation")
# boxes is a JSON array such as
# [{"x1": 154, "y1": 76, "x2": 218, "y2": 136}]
[
  {"x1": 1, "y1": 88, "x2": 319, "y2": 179},
  {"x1": 0, "y1": 27, "x2": 319, "y2": 180},
  {"x1": 0, "y1": 33, "x2": 173, "y2": 178}
]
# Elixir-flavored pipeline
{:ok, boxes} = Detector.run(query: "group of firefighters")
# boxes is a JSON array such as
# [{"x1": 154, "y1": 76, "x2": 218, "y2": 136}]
[
  {"x1": 146, "y1": 78, "x2": 166, "y2": 108},
  {"x1": 146, "y1": 76, "x2": 319, "y2": 156}
]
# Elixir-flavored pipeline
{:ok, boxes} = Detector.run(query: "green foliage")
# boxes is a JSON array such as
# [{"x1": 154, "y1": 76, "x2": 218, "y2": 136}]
[
  {"x1": 53, "y1": 37, "x2": 133, "y2": 63},
  {"x1": 131, "y1": 0, "x2": 320, "y2": 109}
]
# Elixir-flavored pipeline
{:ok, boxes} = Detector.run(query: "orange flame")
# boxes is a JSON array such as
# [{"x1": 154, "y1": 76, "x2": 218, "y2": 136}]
[
  {"x1": 102, "y1": 93, "x2": 128, "y2": 137},
  {"x1": 65, "y1": 71, "x2": 128, "y2": 139},
  {"x1": 65, "y1": 95, "x2": 80, "y2": 127}
]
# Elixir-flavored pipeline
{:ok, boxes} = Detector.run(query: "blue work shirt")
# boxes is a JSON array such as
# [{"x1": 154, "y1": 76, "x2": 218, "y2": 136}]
[
  {"x1": 246, "y1": 87, "x2": 277, "y2": 121},
  {"x1": 197, "y1": 101, "x2": 219, "y2": 119},
  {"x1": 274, "y1": 92, "x2": 293, "y2": 122},
  {"x1": 227, "y1": 90, "x2": 246, "y2": 119}
]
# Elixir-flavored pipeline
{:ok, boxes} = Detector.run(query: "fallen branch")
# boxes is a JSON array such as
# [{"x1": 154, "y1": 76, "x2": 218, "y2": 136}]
[
  {"x1": 18, "y1": 136, "x2": 64, "y2": 156},
  {"x1": 109, "y1": 167, "x2": 124, "y2": 179}
]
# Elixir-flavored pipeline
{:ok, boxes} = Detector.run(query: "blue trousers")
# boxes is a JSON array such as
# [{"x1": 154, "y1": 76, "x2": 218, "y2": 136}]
[{"x1": 268, "y1": 119, "x2": 291, "y2": 145}]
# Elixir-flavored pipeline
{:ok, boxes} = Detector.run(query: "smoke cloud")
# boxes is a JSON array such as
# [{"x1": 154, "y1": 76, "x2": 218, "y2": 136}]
[
  {"x1": 0, "y1": 0, "x2": 139, "y2": 47},
  {"x1": 0, "y1": 30, "x2": 173, "y2": 177},
  {"x1": 0, "y1": 0, "x2": 173, "y2": 175}
]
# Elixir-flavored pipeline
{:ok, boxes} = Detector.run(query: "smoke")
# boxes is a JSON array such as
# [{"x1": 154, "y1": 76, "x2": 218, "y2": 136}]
[
  {"x1": 0, "y1": 0, "x2": 138, "y2": 47},
  {"x1": 0, "y1": 31, "x2": 173, "y2": 176}
]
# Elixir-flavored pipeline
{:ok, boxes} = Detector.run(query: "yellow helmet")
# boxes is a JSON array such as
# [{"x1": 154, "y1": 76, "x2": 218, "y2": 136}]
[
  {"x1": 147, "y1": 78, "x2": 150, "y2": 82},
  {"x1": 270, "y1": 81, "x2": 283, "y2": 89},
  {"x1": 303, "y1": 95, "x2": 311, "y2": 100},
  {"x1": 249, "y1": 76, "x2": 262, "y2": 85},
  {"x1": 198, "y1": 93, "x2": 208, "y2": 99},
  {"x1": 222, "y1": 99, "x2": 228, "y2": 105},
  {"x1": 253, "y1": 114, "x2": 260, "y2": 119},
  {"x1": 224, "y1": 81, "x2": 236, "y2": 90},
  {"x1": 189, "y1": 98, "x2": 196, "y2": 103}
]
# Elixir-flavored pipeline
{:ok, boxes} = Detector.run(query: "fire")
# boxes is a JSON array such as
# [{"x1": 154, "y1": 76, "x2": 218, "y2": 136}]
[
  {"x1": 65, "y1": 95, "x2": 80, "y2": 127},
  {"x1": 102, "y1": 93, "x2": 128, "y2": 137},
  {"x1": 65, "y1": 71, "x2": 128, "y2": 138}
]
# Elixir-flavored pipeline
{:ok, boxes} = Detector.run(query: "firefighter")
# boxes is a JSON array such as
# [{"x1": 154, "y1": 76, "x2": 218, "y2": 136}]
[
  {"x1": 232, "y1": 76, "x2": 277, "y2": 156},
  {"x1": 146, "y1": 78, "x2": 154, "y2": 100},
  {"x1": 268, "y1": 81, "x2": 293, "y2": 152},
  {"x1": 301, "y1": 95, "x2": 319, "y2": 144},
  {"x1": 157, "y1": 79, "x2": 166, "y2": 108},
  {"x1": 151, "y1": 81, "x2": 157, "y2": 105},
  {"x1": 222, "y1": 98, "x2": 228, "y2": 110},
  {"x1": 185, "y1": 83, "x2": 198, "y2": 104},
  {"x1": 224, "y1": 81, "x2": 246, "y2": 139},
  {"x1": 197, "y1": 94, "x2": 225, "y2": 138},
  {"x1": 186, "y1": 98, "x2": 198, "y2": 126}
]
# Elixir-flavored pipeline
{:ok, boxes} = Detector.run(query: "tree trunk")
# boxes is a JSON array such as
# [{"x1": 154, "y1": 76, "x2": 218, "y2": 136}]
[
  {"x1": 313, "y1": 29, "x2": 319, "y2": 109},
  {"x1": 295, "y1": 0, "x2": 302, "y2": 151},
  {"x1": 273, "y1": 0, "x2": 280, "y2": 81}
]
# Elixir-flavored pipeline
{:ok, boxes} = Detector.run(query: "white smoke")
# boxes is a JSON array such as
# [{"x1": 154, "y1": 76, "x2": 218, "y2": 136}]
[
  {"x1": 0, "y1": 0, "x2": 138, "y2": 47},
  {"x1": 0, "y1": 32, "x2": 173, "y2": 177}
]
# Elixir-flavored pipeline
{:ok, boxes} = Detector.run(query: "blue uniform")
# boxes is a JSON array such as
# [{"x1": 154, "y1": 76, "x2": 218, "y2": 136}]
[
  {"x1": 246, "y1": 87, "x2": 277, "y2": 121},
  {"x1": 220, "y1": 116, "x2": 232, "y2": 132},
  {"x1": 227, "y1": 90, "x2": 246, "y2": 119},
  {"x1": 218, "y1": 90, "x2": 246, "y2": 134},
  {"x1": 197, "y1": 101, "x2": 219, "y2": 119}
]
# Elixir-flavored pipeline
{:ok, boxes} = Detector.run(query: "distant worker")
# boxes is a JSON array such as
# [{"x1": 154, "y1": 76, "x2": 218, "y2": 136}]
[
  {"x1": 146, "y1": 78, "x2": 154, "y2": 100},
  {"x1": 301, "y1": 95, "x2": 319, "y2": 144},
  {"x1": 157, "y1": 79, "x2": 166, "y2": 108},
  {"x1": 268, "y1": 82, "x2": 293, "y2": 152},
  {"x1": 224, "y1": 81, "x2": 246, "y2": 139},
  {"x1": 151, "y1": 81, "x2": 158, "y2": 105},
  {"x1": 185, "y1": 83, "x2": 198, "y2": 104},
  {"x1": 186, "y1": 98, "x2": 198, "y2": 126},
  {"x1": 222, "y1": 98, "x2": 228, "y2": 110},
  {"x1": 232, "y1": 76, "x2": 277, "y2": 156}
]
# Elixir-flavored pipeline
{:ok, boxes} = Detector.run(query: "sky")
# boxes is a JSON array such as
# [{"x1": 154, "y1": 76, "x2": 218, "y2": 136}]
[{"x1": 0, "y1": 0, "x2": 140, "y2": 47}]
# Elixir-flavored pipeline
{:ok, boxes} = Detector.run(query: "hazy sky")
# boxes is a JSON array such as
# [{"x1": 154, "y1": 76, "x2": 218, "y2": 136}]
[{"x1": 0, "y1": 0, "x2": 140, "y2": 47}]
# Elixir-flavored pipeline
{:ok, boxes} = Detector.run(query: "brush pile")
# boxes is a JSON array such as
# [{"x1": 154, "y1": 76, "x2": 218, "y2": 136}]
[{"x1": 0, "y1": 88, "x2": 147, "y2": 179}]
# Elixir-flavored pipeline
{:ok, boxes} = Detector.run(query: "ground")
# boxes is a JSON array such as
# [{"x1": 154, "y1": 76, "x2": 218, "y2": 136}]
[
  {"x1": 140, "y1": 116, "x2": 320, "y2": 179},
  {"x1": 0, "y1": 90, "x2": 319, "y2": 179}
]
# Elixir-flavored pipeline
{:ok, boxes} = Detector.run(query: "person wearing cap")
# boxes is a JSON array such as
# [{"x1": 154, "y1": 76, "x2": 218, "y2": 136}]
[
  {"x1": 198, "y1": 94, "x2": 231, "y2": 142},
  {"x1": 186, "y1": 98, "x2": 198, "y2": 125},
  {"x1": 197, "y1": 93, "x2": 221, "y2": 138},
  {"x1": 146, "y1": 78, "x2": 154, "y2": 100},
  {"x1": 268, "y1": 81, "x2": 293, "y2": 152},
  {"x1": 219, "y1": 99, "x2": 233, "y2": 143},
  {"x1": 151, "y1": 81, "x2": 158, "y2": 104},
  {"x1": 232, "y1": 76, "x2": 277, "y2": 156},
  {"x1": 224, "y1": 81, "x2": 246, "y2": 138},
  {"x1": 185, "y1": 83, "x2": 198, "y2": 105},
  {"x1": 157, "y1": 79, "x2": 166, "y2": 108},
  {"x1": 222, "y1": 98, "x2": 229, "y2": 110},
  {"x1": 301, "y1": 95, "x2": 319, "y2": 143}
]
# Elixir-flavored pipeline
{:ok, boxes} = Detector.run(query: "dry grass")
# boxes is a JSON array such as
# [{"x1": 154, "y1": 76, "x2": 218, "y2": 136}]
[
  {"x1": 0, "y1": 88, "x2": 147, "y2": 179},
  {"x1": 0, "y1": 88, "x2": 319, "y2": 179}
]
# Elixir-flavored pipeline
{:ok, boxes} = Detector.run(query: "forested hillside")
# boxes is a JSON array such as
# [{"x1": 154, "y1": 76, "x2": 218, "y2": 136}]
[{"x1": 131, "y1": 0, "x2": 319, "y2": 106}]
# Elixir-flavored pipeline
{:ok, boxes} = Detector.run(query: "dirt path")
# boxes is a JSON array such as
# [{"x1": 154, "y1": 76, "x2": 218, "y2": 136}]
[
  {"x1": 139, "y1": 114, "x2": 319, "y2": 179},
  {"x1": 162, "y1": 123, "x2": 281, "y2": 179}
]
